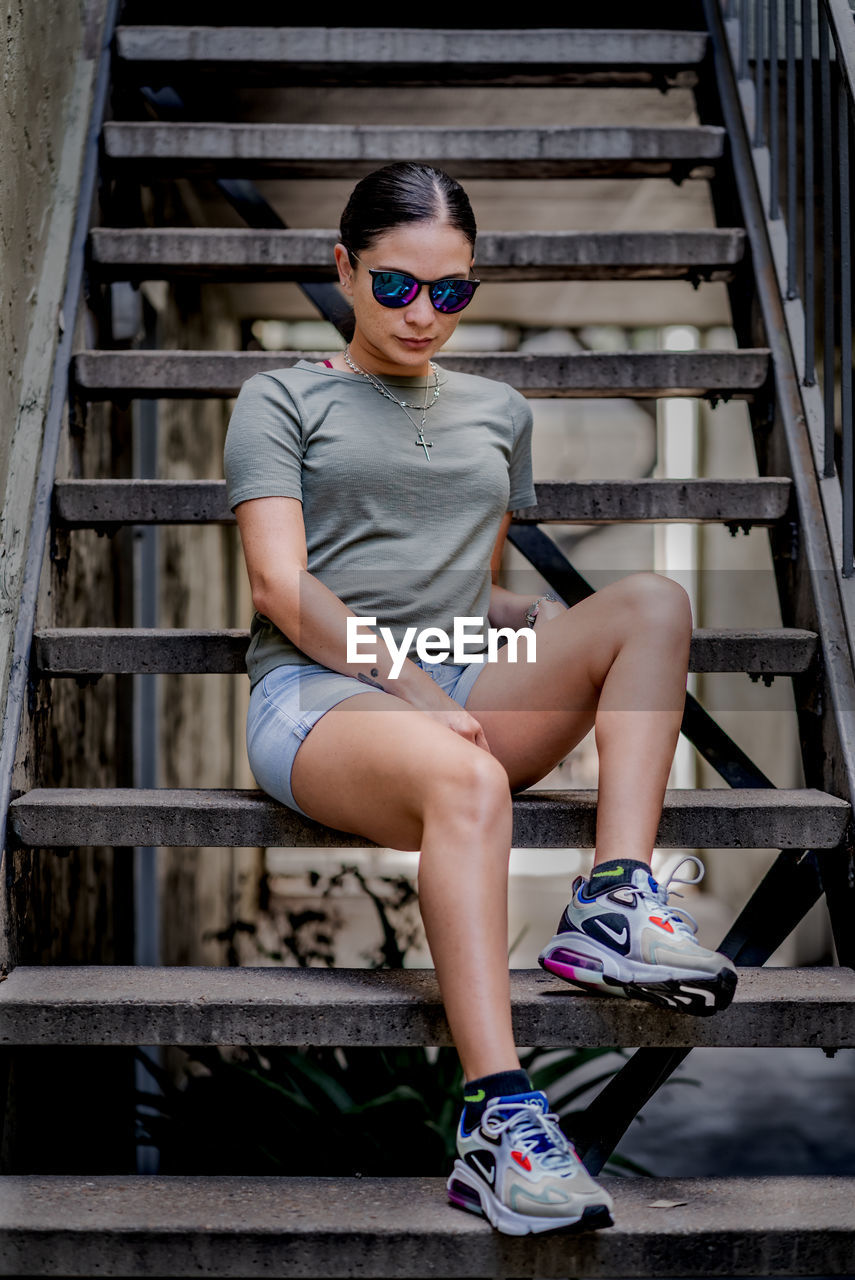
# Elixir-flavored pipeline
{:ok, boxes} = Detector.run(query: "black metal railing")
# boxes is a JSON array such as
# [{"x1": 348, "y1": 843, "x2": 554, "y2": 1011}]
[{"x1": 724, "y1": 0, "x2": 855, "y2": 572}]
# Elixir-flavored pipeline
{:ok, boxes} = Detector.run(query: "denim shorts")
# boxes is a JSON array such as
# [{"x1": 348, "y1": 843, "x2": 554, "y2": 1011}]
[{"x1": 246, "y1": 657, "x2": 486, "y2": 819}]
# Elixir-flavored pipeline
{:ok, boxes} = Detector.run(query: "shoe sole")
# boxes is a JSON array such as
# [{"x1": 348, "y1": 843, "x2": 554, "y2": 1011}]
[
  {"x1": 446, "y1": 1160, "x2": 614, "y2": 1236},
  {"x1": 538, "y1": 946, "x2": 738, "y2": 1016}
]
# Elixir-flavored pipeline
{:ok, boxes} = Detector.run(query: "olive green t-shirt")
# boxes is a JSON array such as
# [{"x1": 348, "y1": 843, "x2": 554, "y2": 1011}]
[{"x1": 223, "y1": 359, "x2": 537, "y2": 690}]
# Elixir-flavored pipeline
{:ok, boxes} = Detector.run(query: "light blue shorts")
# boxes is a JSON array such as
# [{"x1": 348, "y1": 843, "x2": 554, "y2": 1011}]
[{"x1": 246, "y1": 657, "x2": 486, "y2": 819}]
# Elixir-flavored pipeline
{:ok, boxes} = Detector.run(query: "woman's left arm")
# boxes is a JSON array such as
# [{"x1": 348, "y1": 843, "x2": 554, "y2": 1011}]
[{"x1": 487, "y1": 512, "x2": 567, "y2": 631}]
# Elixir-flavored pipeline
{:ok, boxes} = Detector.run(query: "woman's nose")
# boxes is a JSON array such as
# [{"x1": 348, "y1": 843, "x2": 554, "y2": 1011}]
[{"x1": 403, "y1": 285, "x2": 436, "y2": 324}]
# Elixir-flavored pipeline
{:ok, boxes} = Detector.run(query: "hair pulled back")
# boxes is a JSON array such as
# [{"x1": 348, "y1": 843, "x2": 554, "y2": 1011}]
[{"x1": 339, "y1": 163, "x2": 477, "y2": 262}]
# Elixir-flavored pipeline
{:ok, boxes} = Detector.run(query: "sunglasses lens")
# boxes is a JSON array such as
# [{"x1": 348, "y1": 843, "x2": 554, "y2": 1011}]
[
  {"x1": 430, "y1": 279, "x2": 477, "y2": 313},
  {"x1": 371, "y1": 271, "x2": 420, "y2": 308}
]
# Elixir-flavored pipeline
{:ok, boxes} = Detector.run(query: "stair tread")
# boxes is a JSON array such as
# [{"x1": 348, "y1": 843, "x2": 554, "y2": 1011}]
[
  {"x1": 88, "y1": 227, "x2": 746, "y2": 282},
  {"x1": 1, "y1": 1174, "x2": 852, "y2": 1277},
  {"x1": 52, "y1": 478, "x2": 793, "y2": 527},
  {"x1": 71, "y1": 349, "x2": 771, "y2": 400},
  {"x1": 101, "y1": 122, "x2": 725, "y2": 179},
  {"x1": 7, "y1": 787, "x2": 850, "y2": 849},
  {"x1": 32, "y1": 627, "x2": 819, "y2": 676},
  {"x1": 1, "y1": 966, "x2": 852, "y2": 1049},
  {"x1": 115, "y1": 27, "x2": 709, "y2": 87}
]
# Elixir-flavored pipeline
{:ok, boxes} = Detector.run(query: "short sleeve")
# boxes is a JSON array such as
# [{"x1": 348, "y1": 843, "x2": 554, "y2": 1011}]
[
  {"x1": 506, "y1": 386, "x2": 537, "y2": 511},
  {"x1": 223, "y1": 372, "x2": 304, "y2": 511}
]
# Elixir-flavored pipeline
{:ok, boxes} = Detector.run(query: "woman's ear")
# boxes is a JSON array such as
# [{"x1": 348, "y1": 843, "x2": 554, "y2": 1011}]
[{"x1": 335, "y1": 243, "x2": 354, "y2": 294}]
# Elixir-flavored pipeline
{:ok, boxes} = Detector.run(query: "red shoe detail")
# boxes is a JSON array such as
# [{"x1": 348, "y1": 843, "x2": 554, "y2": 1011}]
[
  {"x1": 650, "y1": 916, "x2": 674, "y2": 933},
  {"x1": 512, "y1": 1151, "x2": 532, "y2": 1170}
]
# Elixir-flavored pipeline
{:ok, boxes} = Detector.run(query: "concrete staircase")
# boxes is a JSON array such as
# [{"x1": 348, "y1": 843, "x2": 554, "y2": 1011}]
[{"x1": 2, "y1": 8, "x2": 854, "y2": 1276}]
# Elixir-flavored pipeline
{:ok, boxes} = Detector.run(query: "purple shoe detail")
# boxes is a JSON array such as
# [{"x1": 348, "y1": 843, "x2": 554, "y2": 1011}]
[
  {"x1": 541, "y1": 948, "x2": 604, "y2": 980},
  {"x1": 448, "y1": 1180, "x2": 484, "y2": 1214}
]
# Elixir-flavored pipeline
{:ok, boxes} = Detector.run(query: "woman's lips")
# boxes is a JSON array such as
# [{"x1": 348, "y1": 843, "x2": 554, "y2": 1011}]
[{"x1": 397, "y1": 336, "x2": 434, "y2": 348}]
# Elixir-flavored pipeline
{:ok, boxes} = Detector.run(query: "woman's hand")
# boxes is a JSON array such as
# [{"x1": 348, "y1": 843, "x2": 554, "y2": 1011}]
[
  {"x1": 531, "y1": 596, "x2": 567, "y2": 627},
  {"x1": 424, "y1": 702, "x2": 491, "y2": 752},
  {"x1": 393, "y1": 667, "x2": 492, "y2": 752},
  {"x1": 488, "y1": 583, "x2": 568, "y2": 631}
]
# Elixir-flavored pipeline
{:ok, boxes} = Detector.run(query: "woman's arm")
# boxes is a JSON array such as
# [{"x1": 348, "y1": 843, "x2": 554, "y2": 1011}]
[
  {"x1": 235, "y1": 495, "x2": 489, "y2": 736},
  {"x1": 487, "y1": 512, "x2": 566, "y2": 631}
]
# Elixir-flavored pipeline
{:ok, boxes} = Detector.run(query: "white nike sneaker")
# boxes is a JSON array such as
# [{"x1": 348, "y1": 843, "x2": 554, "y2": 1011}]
[
  {"x1": 446, "y1": 1091, "x2": 614, "y2": 1235},
  {"x1": 538, "y1": 856, "x2": 737, "y2": 1016}
]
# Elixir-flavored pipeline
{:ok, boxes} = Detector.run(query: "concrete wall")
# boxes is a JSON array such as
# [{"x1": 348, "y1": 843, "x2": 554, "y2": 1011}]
[
  {"x1": 1, "y1": 0, "x2": 113, "y2": 974},
  {"x1": 0, "y1": 0, "x2": 97, "y2": 499}
]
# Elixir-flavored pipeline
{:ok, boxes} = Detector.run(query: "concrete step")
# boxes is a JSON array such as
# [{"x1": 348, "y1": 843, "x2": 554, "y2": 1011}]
[
  {"x1": 114, "y1": 26, "x2": 709, "y2": 88},
  {"x1": 52, "y1": 478, "x2": 793, "y2": 528},
  {"x1": 31, "y1": 627, "x2": 818, "y2": 677},
  {"x1": 100, "y1": 122, "x2": 726, "y2": 181},
  {"x1": 7, "y1": 788, "x2": 849, "y2": 850},
  {"x1": 1, "y1": 1173, "x2": 852, "y2": 1277},
  {"x1": 1, "y1": 965, "x2": 852, "y2": 1049},
  {"x1": 88, "y1": 228, "x2": 747, "y2": 283},
  {"x1": 71, "y1": 350, "x2": 770, "y2": 401}
]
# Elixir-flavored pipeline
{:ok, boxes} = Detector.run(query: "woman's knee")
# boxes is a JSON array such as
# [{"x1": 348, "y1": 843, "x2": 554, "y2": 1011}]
[
  {"x1": 428, "y1": 745, "x2": 512, "y2": 830},
  {"x1": 612, "y1": 572, "x2": 693, "y2": 642}
]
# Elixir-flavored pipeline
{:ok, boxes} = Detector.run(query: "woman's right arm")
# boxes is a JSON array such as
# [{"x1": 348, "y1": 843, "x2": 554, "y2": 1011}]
[{"x1": 234, "y1": 494, "x2": 490, "y2": 750}]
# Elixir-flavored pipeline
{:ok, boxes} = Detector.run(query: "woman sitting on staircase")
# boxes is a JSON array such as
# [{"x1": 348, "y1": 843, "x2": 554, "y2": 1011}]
[{"x1": 223, "y1": 161, "x2": 736, "y2": 1236}]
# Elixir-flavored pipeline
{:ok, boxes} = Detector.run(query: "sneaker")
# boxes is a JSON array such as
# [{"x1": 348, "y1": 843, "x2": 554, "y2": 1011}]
[
  {"x1": 538, "y1": 856, "x2": 737, "y2": 1016},
  {"x1": 446, "y1": 1091, "x2": 614, "y2": 1236}
]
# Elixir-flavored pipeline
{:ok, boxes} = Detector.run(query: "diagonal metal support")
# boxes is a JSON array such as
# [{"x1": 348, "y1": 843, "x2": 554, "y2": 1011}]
[
  {"x1": 507, "y1": 522, "x2": 833, "y2": 1172},
  {"x1": 139, "y1": 87, "x2": 354, "y2": 337}
]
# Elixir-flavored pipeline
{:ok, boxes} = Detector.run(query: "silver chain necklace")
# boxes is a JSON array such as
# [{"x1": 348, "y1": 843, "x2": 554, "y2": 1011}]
[{"x1": 344, "y1": 345, "x2": 439, "y2": 461}]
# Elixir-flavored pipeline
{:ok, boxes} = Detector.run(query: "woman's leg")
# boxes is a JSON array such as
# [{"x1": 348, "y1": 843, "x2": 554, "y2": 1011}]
[
  {"x1": 288, "y1": 688, "x2": 615, "y2": 1232},
  {"x1": 466, "y1": 571, "x2": 735, "y2": 1015},
  {"x1": 288, "y1": 690, "x2": 519, "y2": 1081},
  {"x1": 467, "y1": 572, "x2": 693, "y2": 865}
]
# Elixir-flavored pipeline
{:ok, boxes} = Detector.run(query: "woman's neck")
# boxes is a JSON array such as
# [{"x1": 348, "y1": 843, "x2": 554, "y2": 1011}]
[{"x1": 342, "y1": 334, "x2": 432, "y2": 380}]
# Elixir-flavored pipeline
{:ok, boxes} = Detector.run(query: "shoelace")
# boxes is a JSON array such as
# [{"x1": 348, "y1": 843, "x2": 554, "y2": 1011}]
[
  {"x1": 645, "y1": 854, "x2": 705, "y2": 937},
  {"x1": 481, "y1": 1100, "x2": 580, "y2": 1171}
]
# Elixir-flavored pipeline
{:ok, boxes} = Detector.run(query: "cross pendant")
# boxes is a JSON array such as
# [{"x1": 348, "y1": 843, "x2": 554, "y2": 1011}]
[{"x1": 414, "y1": 432, "x2": 434, "y2": 461}]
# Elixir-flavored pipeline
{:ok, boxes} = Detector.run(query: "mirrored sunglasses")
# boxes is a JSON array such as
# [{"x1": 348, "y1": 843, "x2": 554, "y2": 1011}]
[{"x1": 351, "y1": 252, "x2": 480, "y2": 314}]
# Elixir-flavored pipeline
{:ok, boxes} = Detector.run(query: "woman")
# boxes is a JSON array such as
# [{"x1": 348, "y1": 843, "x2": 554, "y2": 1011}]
[{"x1": 224, "y1": 162, "x2": 736, "y2": 1236}]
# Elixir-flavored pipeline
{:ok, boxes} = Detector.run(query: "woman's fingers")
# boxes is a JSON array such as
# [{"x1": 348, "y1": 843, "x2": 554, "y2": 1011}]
[
  {"x1": 456, "y1": 710, "x2": 492, "y2": 754},
  {"x1": 425, "y1": 706, "x2": 491, "y2": 752}
]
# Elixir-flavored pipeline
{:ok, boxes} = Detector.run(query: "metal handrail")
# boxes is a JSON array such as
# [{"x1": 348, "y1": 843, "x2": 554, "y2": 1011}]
[{"x1": 725, "y1": 0, "x2": 855, "y2": 578}]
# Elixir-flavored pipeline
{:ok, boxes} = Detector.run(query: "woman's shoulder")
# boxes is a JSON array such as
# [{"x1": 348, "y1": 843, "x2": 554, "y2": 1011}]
[
  {"x1": 241, "y1": 359, "x2": 329, "y2": 394},
  {"x1": 233, "y1": 360, "x2": 343, "y2": 415}
]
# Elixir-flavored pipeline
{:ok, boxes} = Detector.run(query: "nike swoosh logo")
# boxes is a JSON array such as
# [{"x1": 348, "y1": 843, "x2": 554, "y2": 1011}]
[
  {"x1": 464, "y1": 1088, "x2": 486, "y2": 1103},
  {"x1": 470, "y1": 1153, "x2": 495, "y2": 1185},
  {"x1": 591, "y1": 867, "x2": 624, "y2": 879},
  {"x1": 596, "y1": 920, "x2": 629, "y2": 945}
]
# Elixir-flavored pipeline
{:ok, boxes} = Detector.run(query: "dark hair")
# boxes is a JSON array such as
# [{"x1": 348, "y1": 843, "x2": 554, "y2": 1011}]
[{"x1": 339, "y1": 163, "x2": 477, "y2": 262}]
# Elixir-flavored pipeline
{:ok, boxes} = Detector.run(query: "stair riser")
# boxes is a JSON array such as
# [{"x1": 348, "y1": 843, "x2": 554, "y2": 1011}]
[
  {"x1": 2, "y1": 1001, "x2": 852, "y2": 1051},
  {"x1": 31, "y1": 631, "x2": 819, "y2": 676},
  {"x1": 51, "y1": 479, "x2": 793, "y2": 528},
  {"x1": 101, "y1": 123, "x2": 726, "y2": 181},
  {"x1": 71, "y1": 350, "x2": 771, "y2": 401},
  {"x1": 88, "y1": 229, "x2": 746, "y2": 282},
  {"x1": 7, "y1": 790, "x2": 850, "y2": 850},
  {"x1": 1, "y1": 1174, "x2": 852, "y2": 1279}
]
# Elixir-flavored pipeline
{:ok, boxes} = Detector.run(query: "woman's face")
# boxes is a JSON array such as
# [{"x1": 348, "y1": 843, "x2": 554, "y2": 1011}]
[{"x1": 335, "y1": 219, "x2": 475, "y2": 376}]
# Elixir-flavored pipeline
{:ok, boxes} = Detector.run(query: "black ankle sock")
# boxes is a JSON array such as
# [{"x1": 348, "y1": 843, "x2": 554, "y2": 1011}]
[
  {"x1": 588, "y1": 857, "x2": 651, "y2": 894},
  {"x1": 462, "y1": 1068, "x2": 533, "y2": 1132}
]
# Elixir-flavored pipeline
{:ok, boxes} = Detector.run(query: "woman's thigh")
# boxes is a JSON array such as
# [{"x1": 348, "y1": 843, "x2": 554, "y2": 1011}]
[
  {"x1": 248, "y1": 662, "x2": 505, "y2": 849},
  {"x1": 464, "y1": 575, "x2": 690, "y2": 790}
]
